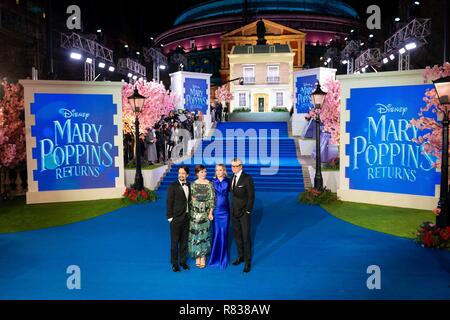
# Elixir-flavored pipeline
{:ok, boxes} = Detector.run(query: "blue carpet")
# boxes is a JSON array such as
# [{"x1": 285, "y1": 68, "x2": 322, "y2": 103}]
[
  {"x1": 1, "y1": 120, "x2": 449, "y2": 299},
  {"x1": 0, "y1": 191, "x2": 449, "y2": 300}
]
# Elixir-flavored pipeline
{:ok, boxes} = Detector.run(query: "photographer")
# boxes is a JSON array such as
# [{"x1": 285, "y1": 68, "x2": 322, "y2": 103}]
[
  {"x1": 154, "y1": 123, "x2": 165, "y2": 164},
  {"x1": 215, "y1": 101, "x2": 223, "y2": 122},
  {"x1": 223, "y1": 102, "x2": 229, "y2": 122},
  {"x1": 145, "y1": 127, "x2": 157, "y2": 165},
  {"x1": 169, "y1": 121, "x2": 182, "y2": 159},
  {"x1": 165, "y1": 110, "x2": 179, "y2": 125},
  {"x1": 161, "y1": 122, "x2": 172, "y2": 163}
]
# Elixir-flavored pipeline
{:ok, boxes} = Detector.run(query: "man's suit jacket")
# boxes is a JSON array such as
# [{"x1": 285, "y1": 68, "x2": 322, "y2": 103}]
[
  {"x1": 230, "y1": 172, "x2": 255, "y2": 218},
  {"x1": 166, "y1": 181, "x2": 191, "y2": 220}
]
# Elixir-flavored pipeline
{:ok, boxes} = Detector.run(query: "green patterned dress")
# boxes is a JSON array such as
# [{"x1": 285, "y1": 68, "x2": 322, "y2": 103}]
[{"x1": 188, "y1": 181, "x2": 216, "y2": 258}]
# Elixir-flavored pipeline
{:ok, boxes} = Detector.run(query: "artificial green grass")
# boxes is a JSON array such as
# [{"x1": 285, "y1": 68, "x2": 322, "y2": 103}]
[
  {"x1": 0, "y1": 197, "x2": 129, "y2": 234},
  {"x1": 322, "y1": 201, "x2": 436, "y2": 239},
  {"x1": 124, "y1": 164, "x2": 164, "y2": 170},
  {"x1": 321, "y1": 167, "x2": 339, "y2": 172}
]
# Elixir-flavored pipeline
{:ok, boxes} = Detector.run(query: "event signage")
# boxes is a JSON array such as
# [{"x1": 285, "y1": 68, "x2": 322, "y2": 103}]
[
  {"x1": 184, "y1": 78, "x2": 208, "y2": 113},
  {"x1": 345, "y1": 84, "x2": 440, "y2": 196},
  {"x1": 295, "y1": 75, "x2": 317, "y2": 113},
  {"x1": 31, "y1": 93, "x2": 119, "y2": 191}
]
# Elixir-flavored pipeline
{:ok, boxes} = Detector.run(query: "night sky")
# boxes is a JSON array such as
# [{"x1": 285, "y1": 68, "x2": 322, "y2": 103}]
[
  {"x1": 49, "y1": 0, "x2": 445, "y2": 73},
  {"x1": 53, "y1": 0, "x2": 401, "y2": 45}
]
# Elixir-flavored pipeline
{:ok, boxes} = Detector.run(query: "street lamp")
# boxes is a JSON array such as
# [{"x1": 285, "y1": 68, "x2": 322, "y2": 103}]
[
  {"x1": 433, "y1": 76, "x2": 450, "y2": 227},
  {"x1": 311, "y1": 82, "x2": 327, "y2": 191},
  {"x1": 128, "y1": 88, "x2": 146, "y2": 191}
]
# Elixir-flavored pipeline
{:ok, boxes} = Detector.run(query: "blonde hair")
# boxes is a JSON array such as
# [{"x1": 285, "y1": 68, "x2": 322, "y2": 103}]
[{"x1": 214, "y1": 164, "x2": 228, "y2": 179}]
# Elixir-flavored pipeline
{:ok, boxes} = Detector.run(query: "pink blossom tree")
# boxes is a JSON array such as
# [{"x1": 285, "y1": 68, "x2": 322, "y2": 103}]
[
  {"x1": 0, "y1": 79, "x2": 26, "y2": 169},
  {"x1": 308, "y1": 78, "x2": 341, "y2": 145},
  {"x1": 215, "y1": 85, "x2": 233, "y2": 103},
  {"x1": 410, "y1": 62, "x2": 450, "y2": 169},
  {"x1": 122, "y1": 79, "x2": 177, "y2": 137}
]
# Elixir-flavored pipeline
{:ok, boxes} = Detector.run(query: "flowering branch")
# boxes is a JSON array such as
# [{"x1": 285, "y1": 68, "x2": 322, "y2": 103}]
[
  {"x1": 122, "y1": 79, "x2": 178, "y2": 138},
  {"x1": 0, "y1": 79, "x2": 26, "y2": 169},
  {"x1": 215, "y1": 85, "x2": 233, "y2": 103},
  {"x1": 308, "y1": 78, "x2": 341, "y2": 145},
  {"x1": 410, "y1": 62, "x2": 450, "y2": 169}
]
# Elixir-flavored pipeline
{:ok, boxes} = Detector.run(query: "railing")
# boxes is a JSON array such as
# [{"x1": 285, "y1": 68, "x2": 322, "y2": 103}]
[
  {"x1": 243, "y1": 77, "x2": 255, "y2": 84},
  {"x1": 267, "y1": 76, "x2": 280, "y2": 84},
  {"x1": 0, "y1": 167, "x2": 27, "y2": 198}
]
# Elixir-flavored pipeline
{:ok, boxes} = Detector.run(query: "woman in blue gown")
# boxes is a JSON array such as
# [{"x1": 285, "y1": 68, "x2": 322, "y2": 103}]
[{"x1": 209, "y1": 164, "x2": 230, "y2": 269}]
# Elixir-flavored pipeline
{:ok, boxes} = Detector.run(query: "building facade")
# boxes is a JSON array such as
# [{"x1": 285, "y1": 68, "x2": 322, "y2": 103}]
[
  {"x1": 158, "y1": 0, "x2": 361, "y2": 86},
  {"x1": 157, "y1": 0, "x2": 360, "y2": 52},
  {"x1": 185, "y1": 48, "x2": 221, "y2": 86},
  {"x1": 229, "y1": 44, "x2": 294, "y2": 113},
  {"x1": 0, "y1": 0, "x2": 47, "y2": 82},
  {"x1": 220, "y1": 19, "x2": 305, "y2": 84}
]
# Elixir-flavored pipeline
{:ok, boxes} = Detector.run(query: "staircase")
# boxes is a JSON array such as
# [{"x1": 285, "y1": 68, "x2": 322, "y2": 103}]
[{"x1": 157, "y1": 122, "x2": 304, "y2": 193}]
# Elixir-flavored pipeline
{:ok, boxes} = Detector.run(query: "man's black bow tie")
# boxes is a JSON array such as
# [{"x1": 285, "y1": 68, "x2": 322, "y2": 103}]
[{"x1": 181, "y1": 183, "x2": 187, "y2": 186}]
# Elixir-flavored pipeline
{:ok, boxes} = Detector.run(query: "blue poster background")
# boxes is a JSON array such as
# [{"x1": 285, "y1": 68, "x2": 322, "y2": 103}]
[
  {"x1": 31, "y1": 93, "x2": 119, "y2": 191},
  {"x1": 184, "y1": 78, "x2": 208, "y2": 114},
  {"x1": 295, "y1": 75, "x2": 317, "y2": 113},
  {"x1": 345, "y1": 84, "x2": 440, "y2": 196}
]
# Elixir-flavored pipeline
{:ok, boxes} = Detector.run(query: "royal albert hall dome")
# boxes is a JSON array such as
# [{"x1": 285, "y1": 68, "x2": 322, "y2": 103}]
[{"x1": 156, "y1": 0, "x2": 361, "y2": 53}]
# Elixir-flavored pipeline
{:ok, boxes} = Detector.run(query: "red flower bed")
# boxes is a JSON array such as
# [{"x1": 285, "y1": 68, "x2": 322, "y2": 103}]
[
  {"x1": 123, "y1": 186, "x2": 158, "y2": 204},
  {"x1": 415, "y1": 221, "x2": 450, "y2": 250}
]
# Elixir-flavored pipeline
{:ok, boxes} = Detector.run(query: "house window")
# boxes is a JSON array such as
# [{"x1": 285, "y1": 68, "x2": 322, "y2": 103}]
[
  {"x1": 239, "y1": 93, "x2": 247, "y2": 107},
  {"x1": 269, "y1": 45, "x2": 276, "y2": 53},
  {"x1": 247, "y1": 46, "x2": 254, "y2": 54},
  {"x1": 243, "y1": 66, "x2": 255, "y2": 84},
  {"x1": 276, "y1": 92, "x2": 284, "y2": 106},
  {"x1": 190, "y1": 39, "x2": 195, "y2": 48},
  {"x1": 267, "y1": 65, "x2": 280, "y2": 83}
]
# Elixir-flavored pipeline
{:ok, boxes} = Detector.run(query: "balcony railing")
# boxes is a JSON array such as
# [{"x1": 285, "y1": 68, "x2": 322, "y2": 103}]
[
  {"x1": 267, "y1": 76, "x2": 280, "y2": 84},
  {"x1": 243, "y1": 77, "x2": 255, "y2": 84}
]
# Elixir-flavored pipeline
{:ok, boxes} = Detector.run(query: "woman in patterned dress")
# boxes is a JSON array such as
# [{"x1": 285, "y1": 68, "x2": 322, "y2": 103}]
[{"x1": 189, "y1": 165, "x2": 216, "y2": 268}]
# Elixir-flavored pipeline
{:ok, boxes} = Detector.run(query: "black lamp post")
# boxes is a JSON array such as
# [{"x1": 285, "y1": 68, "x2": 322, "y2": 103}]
[
  {"x1": 434, "y1": 76, "x2": 450, "y2": 227},
  {"x1": 212, "y1": 77, "x2": 244, "y2": 88},
  {"x1": 312, "y1": 82, "x2": 327, "y2": 191},
  {"x1": 128, "y1": 88, "x2": 146, "y2": 191}
]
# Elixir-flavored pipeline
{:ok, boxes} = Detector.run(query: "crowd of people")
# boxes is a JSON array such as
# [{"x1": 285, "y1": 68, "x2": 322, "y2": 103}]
[
  {"x1": 210, "y1": 101, "x2": 229, "y2": 122},
  {"x1": 124, "y1": 102, "x2": 229, "y2": 166}
]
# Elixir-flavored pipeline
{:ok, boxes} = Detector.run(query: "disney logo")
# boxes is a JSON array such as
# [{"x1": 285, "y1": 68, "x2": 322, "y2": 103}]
[
  {"x1": 59, "y1": 108, "x2": 91, "y2": 120},
  {"x1": 376, "y1": 104, "x2": 408, "y2": 116}
]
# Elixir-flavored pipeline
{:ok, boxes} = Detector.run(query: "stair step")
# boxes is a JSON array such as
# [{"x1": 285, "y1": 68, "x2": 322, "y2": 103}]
[
  {"x1": 166, "y1": 167, "x2": 303, "y2": 171},
  {"x1": 160, "y1": 174, "x2": 304, "y2": 178},
  {"x1": 159, "y1": 181, "x2": 304, "y2": 187},
  {"x1": 158, "y1": 121, "x2": 305, "y2": 190},
  {"x1": 163, "y1": 171, "x2": 303, "y2": 175}
]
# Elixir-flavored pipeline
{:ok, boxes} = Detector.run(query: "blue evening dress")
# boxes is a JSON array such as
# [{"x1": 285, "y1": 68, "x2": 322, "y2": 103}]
[{"x1": 208, "y1": 177, "x2": 230, "y2": 269}]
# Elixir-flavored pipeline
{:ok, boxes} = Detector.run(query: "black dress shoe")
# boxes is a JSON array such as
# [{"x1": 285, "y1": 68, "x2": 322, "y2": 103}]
[
  {"x1": 243, "y1": 264, "x2": 251, "y2": 273},
  {"x1": 172, "y1": 264, "x2": 180, "y2": 272},
  {"x1": 180, "y1": 263, "x2": 190, "y2": 270},
  {"x1": 232, "y1": 257, "x2": 244, "y2": 266}
]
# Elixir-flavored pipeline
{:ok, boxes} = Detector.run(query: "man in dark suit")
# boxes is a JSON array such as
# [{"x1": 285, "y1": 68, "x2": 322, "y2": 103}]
[
  {"x1": 216, "y1": 102, "x2": 223, "y2": 122},
  {"x1": 230, "y1": 158, "x2": 255, "y2": 273},
  {"x1": 166, "y1": 166, "x2": 191, "y2": 272}
]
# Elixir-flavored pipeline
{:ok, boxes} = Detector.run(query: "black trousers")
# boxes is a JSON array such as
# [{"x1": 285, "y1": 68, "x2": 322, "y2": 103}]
[
  {"x1": 170, "y1": 215, "x2": 189, "y2": 265},
  {"x1": 232, "y1": 213, "x2": 251, "y2": 264},
  {"x1": 156, "y1": 143, "x2": 164, "y2": 162}
]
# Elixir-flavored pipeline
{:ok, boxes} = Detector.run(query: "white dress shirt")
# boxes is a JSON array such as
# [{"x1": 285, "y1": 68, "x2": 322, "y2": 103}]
[{"x1": 232, "y1": 170, "x2": 242, "y2": 190}]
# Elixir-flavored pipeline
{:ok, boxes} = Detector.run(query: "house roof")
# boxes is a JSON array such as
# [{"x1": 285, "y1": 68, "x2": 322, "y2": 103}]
[{"x1": 231, "y1": 44, "x2": 292, "y2": 54}]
